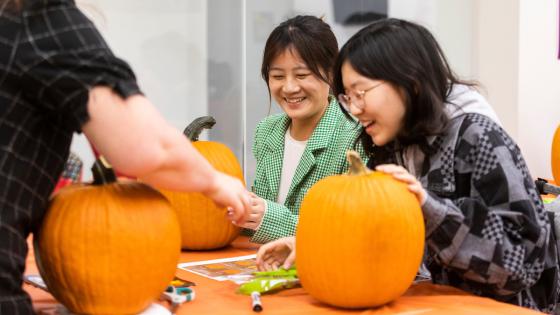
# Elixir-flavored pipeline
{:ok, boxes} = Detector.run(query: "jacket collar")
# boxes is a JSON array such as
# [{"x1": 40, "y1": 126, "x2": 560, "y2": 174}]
[
  {"x1": 262, "y1": 97, "x2": 343, "y2": 202},
  {"x1": 263, "y1": 97, "x2": 341, "y2": 154}
]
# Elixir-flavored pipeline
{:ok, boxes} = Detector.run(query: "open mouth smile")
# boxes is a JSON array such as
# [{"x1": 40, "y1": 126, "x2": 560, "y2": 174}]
[{"x1": 285, "y1": 97, "x2": 306, "y2": 103}]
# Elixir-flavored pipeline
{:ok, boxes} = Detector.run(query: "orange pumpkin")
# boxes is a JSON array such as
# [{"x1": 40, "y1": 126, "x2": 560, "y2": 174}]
[
  {"x1": 161, "y1": 117, "x2": 242, "y2": 250},
  {"x1": 552, "y1": 124, "x2": 560, "y2": 185},
  {"x1": 296, "y1": 151, "x2": 425, "y2": 309},
  {"x1": 36, "y1": 158, "x2": 181, "y2": 314}
]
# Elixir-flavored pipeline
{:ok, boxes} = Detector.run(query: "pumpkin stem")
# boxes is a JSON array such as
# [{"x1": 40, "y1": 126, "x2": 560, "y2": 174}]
[
  {"x1": 183, "y1": 116, "x2": 216, "y2": 141},
  {"x1": 346, "y1": 150, "x2": 371, "y2": 175},
  {"x1": 92, "y1": 156, "x2": 117, "y2": 185}
]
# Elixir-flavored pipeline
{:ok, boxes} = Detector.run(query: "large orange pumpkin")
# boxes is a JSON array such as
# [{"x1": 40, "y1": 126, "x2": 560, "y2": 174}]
[
  {"x1": 296, "y1": 151, "x2": 425, "y2": 309},
  {"x1": 161, "y1": 116, "x2": 242, "y2": 250},
  {"x1": 36, "y1": 158, "x2": 181, "y2": 314},
  {"x1": 552, "y1": 124, "x2": 560, "y2": 185}
]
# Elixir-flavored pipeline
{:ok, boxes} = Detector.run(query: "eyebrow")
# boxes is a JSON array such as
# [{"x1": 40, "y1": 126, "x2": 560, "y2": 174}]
[
  {"x1": 348, "y1": 80, "x2": 367, "y2": 89},
  {"x1": 269, "y1": 65, "x2": 310, "y2": 71},
  {"x1": 343, "y1": 82, "x2": 361, "y2": 92},
  {"x1": 347, "y1": 78, "x2": 382, "y2": 90}
]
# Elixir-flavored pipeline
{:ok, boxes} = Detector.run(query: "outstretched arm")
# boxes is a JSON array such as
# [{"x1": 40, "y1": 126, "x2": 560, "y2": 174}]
[{"x1": 82, "y1": 86, "x2": 250, "y2": 223}]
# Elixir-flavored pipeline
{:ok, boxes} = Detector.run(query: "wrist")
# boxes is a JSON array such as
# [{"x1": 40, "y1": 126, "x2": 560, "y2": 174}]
[
  {"x1": 201, "y1": 170, "x2": 220, "y2": 197},
  {"x1": 254, "y1": 200, "x2": 268, "y2": 231}
]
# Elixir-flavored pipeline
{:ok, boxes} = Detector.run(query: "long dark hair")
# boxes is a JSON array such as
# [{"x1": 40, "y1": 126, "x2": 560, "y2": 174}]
[
  {"x1": 261, "y1": 15, "x2": 338, "y2": 101},
  {"x1": 333, "y1": 18, "x2": 473, "y2": 162}
]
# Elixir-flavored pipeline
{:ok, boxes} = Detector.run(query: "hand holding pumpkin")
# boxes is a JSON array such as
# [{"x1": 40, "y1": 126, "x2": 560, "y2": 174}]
[
  {"x1": 375, "y1": 164, "x2": 427, "y2": 205},
  {"x1": 256, "y1": 236, "x2": 296, "y2": 271}
]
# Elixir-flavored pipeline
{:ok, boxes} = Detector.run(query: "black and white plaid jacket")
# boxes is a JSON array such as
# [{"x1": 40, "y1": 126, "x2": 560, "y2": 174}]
[
  {"x1": 1, "y1": 0, "x2": 139, "y2": 313},
  {"x1": 369, "y1": 113, "x2": 560, "y2": 313}
]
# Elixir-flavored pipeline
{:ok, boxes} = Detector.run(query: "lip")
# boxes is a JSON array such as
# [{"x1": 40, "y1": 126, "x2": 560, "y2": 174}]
[
  {"x1": 284, "y1": 96, "x2": 306, "y2": 108},
  {"x1": 362, "y1": 121, "x2": 376, "y2": 134},
  {"x1": 360, "y1": 120, "x2": 374, "y2": 128}
]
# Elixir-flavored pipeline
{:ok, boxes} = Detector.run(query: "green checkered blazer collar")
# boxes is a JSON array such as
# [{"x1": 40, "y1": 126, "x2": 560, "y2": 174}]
[{"x1": 260, "y1": 97, "x2": 345, "y2": 198}]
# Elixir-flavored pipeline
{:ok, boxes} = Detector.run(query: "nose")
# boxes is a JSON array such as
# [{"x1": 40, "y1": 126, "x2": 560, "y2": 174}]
[
  {"x1": 282, "y1": 77, "x2": 301, "y2": 94},
  {"x1": 349, "y1": 102, "x2": 364, "y2": 117}
]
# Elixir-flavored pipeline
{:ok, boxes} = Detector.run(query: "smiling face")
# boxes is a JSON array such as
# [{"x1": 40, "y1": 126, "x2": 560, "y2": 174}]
[
  {"x1": 268, "y1": 47, "x2": 331, "y2": 126},
  {"x1": 341, "y1": 61, "x2": 407, "y2": 146}
]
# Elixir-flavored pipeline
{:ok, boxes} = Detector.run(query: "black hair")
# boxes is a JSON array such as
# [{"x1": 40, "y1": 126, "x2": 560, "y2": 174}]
[
  {"x1": 261, "y1": 15, "x2": 338, "y2": 101},
  {"x1": 333, "y1": 18, "x2": 475, "y2": 163}
]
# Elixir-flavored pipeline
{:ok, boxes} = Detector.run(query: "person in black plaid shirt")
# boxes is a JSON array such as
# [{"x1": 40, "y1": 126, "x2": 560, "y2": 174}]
[
  {"x1": 0, "y1": 0, "x2": 251, "y2": 312},
  {"x1": 257, "y1": 19, "x2": 560, "y2": 313}
]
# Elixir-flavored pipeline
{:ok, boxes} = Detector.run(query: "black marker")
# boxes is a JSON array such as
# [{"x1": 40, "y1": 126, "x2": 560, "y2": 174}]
[{"x1": 251, "y1": 291, "x2": 263, "y2": 312}]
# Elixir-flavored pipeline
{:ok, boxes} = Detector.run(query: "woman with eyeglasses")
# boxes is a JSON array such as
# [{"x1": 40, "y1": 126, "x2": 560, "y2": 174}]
[
  {"x1": 234, "y1": 15, "x2": 366, "y2": 244},
  {"x1": 257, "y1": 18, "x2": 559, "y2": 312}
]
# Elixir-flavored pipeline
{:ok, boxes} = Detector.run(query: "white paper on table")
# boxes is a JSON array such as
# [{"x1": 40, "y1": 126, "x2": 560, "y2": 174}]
[{"x1": 177, "y1": 254, "x2": 257, "y2": 283}]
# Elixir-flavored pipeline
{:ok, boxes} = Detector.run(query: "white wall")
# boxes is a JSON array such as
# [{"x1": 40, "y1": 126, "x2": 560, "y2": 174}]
[
  {"x1": 292, "y1": 0, "x2": 363, "y2": 45},
  {"x1": 517, "y1": 0, "x2": 560, "y2": 179},
  {"x1": 473, "y1": 0, "x2": 519, "y2": 139},
  {"x1": 392, "y1": 0, "x2": 560, "y2": 179},
  {"x1": 389, "y1": 0, "x2": 474, "y2": 78},
  {"x1": 71, "y1": 0, "x2": 208, "y2": 180},
  {"x1": 473, "y1": 0, "x2": 560, "y2": 179}
]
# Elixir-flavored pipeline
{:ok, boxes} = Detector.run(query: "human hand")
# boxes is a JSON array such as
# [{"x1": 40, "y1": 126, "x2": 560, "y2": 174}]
[
  {"x1": 234, "y1": 192, "x2": 266, "y2": 230},
  {"x1": 375, "y1": 164, "x2": 427, "y2": 205},
  {"x1": 203, "y1": 171, "x2": 251, "y2": 225},
  {"x1": 256, "y1": 237, "x2": 296, "y2": 271}
]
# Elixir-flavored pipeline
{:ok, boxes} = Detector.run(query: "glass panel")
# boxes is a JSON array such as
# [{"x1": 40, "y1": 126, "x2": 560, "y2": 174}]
[
  {"x1": 73, "y1": 0, "x2": 245, "y2": 181},
  {"x1": 207, "y1": 0, "x2": 244, "y2": 168},
  {"x1": 72, "y1": 0, "x2": 473, "y2": 186}
]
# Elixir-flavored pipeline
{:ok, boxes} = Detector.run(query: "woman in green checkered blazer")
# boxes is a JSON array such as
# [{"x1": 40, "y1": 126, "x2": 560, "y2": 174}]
[{"x1": 233, "y1": 16, "x2": 366, "y2": 243}]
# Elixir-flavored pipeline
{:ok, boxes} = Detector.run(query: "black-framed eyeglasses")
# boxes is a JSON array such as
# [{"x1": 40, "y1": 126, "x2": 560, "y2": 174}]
[{"x1": 338, "y1": 82, "x2": 384, "y2": 112}]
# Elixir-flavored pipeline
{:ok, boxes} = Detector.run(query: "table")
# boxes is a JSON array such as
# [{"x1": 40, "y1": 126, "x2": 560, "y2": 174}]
[{"x1": 25, "y1": 237, "x2": 544, "y2": 315}]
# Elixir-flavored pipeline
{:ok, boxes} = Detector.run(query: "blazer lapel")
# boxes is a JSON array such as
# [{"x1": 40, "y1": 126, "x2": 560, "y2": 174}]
[
  {"x1": 287, "y1": 100, "x2": 340, "y2": 199},
  {"x1": 261, "y1": 115, "x2": 290, "y2": 198}
]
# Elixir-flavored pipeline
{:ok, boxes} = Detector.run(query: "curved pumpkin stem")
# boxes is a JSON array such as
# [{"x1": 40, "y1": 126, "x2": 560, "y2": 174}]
[
  {"x1": 183, "y1": 116, "x2": 216, "y2": 142},
  {"x1": 346, "y1": 150, "x2": 371, "y2": 176},
  {"x1": 92, "y1": 156, "x2": 117, "y2": 185}
]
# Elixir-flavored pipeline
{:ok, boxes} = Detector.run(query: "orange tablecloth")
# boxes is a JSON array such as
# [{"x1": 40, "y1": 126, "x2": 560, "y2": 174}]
[{"x1": 25, "y1": 237, "x2": 543, "y2": 315}]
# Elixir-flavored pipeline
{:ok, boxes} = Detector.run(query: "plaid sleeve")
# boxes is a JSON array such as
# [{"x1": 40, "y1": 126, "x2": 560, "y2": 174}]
[
  {"x1": 423, "y1": 115, "x2": 550, "y2": 296},
  {"x1": 17, "y1": 1, "x2": 141, "y2": 132},
  {"x1": 250, "y1": 200, "x2": 299, "y2": 244}
]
